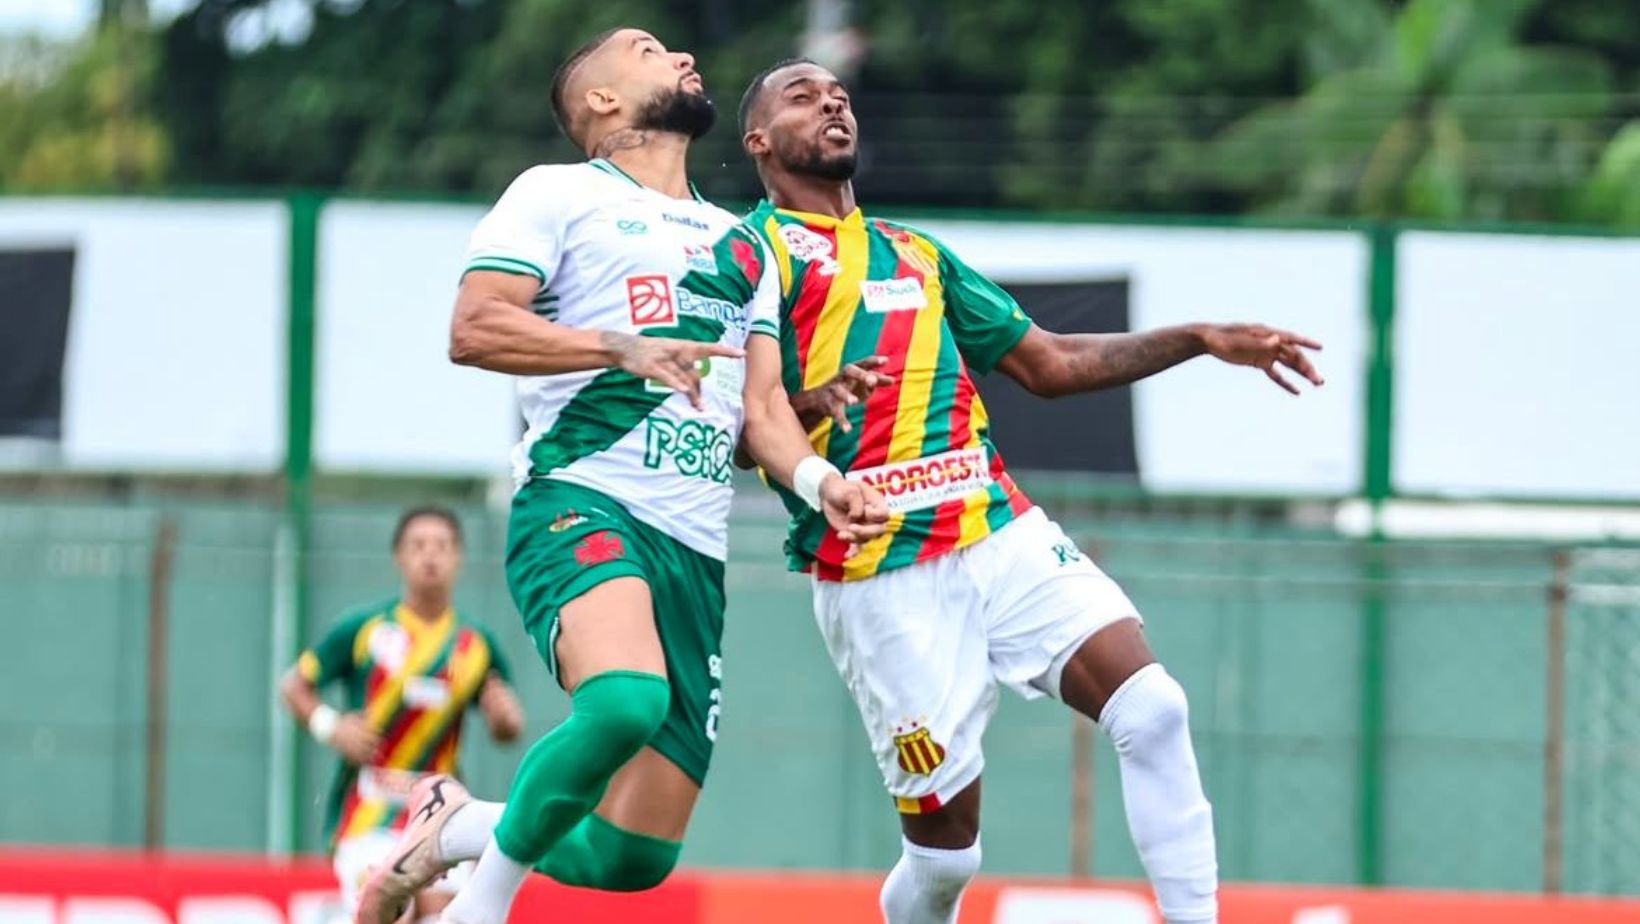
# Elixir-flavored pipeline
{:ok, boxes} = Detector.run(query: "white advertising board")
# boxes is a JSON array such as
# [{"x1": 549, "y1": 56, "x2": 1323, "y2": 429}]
[
  {"x1": 313, "y1": 201, "x2": 518, "y2": 475},
  {"x1": 0, "y1": 198, "x2": 286, "y2": 471},
  {"x1": 909, "y1": 220, "x2": 1368, "y2": 494},
  {"x1": 1396, "y1": 232, "x2": 1640, "y2": 499}
]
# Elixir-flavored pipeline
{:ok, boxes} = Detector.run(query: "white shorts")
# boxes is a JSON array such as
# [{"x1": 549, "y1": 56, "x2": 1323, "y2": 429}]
[
  {"x1": 812, "y1": 507, "x2": 1141, "y2": 813},
  {"x1": 333, "y1": 829, "x2": 470, "y2": 916}
]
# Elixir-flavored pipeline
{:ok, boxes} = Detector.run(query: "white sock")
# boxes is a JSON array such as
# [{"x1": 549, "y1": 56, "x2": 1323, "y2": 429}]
[
  {"x1": 437, "y1": 800, "x2": 506, "y2": 862},
  {"x1": 440, "y1": 836, "x2": 529, "y2": 924},
  {"x1": 1100, "y1": 663, "x2": 1219, "y2": 924},
  {"x1": 879, "y1": 836, "x2": 981, "y2": 924}
]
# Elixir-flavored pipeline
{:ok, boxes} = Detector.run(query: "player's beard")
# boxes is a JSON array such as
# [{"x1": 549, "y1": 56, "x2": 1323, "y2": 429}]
[
  {"x1": 633, "y1": 84, "x2": 717, "y2": 139},
  {"x1": 777, "y1": 135, "x2": 857, "y2": 181},
  {"x1": 796, "y1": 148, "x2": 857, "y2": 181}
]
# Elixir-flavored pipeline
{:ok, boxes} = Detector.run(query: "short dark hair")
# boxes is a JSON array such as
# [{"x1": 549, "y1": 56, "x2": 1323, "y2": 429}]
[
  {"x1": 551, "y1": 27, "x2": 627, "y2": 148},
  {"x1": 738, "y1": 57, "x2": 818, "y2": 134},
  {"x1": 392, "y1": 506, "x2": 463, "y2": 550}
]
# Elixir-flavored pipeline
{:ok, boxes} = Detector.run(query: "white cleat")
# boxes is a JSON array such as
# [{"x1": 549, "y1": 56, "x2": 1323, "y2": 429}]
[{"x1": 354, "y1": 774, "x2": 472, "y2": 924}]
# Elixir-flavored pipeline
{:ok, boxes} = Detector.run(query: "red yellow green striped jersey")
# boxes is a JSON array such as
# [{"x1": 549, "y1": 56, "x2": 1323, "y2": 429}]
[
  {"x1": 745, "y1": 201, "x2": 1036, "y2": 581},
  {"x1": 298, "y1": 599, "x2": 510, "y2": 847}
]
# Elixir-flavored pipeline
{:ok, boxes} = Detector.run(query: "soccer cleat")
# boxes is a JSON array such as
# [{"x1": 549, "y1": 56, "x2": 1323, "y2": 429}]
[{"x1": 355, "y1": 774, "x2": 472, "y2": 924}]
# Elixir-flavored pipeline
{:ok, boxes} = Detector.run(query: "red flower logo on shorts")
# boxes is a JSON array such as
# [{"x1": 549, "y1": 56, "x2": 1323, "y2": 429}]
[{"x1": 574, "y1": 530, "x2": 625, "y2": 566}]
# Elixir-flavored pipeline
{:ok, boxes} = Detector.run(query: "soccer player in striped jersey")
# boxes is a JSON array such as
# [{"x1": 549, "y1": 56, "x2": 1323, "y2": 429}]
[
  {"x1": 738, "y1": 60, "x2": 1325, "y2": 924},
  {"x1": 354, "y1": 29, "x2": 888, "y2": 924},
  {"x1": 278, "y1": 506, "x2": 523, "y2": 924}
]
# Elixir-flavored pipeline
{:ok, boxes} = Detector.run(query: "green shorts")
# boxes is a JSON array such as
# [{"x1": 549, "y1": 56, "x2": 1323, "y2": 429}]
[{"x1": 505, "y1": 477, "x2": 725, "y2": 786}]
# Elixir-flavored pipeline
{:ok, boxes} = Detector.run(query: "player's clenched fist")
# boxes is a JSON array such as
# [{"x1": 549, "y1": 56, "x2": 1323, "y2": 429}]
[
  {"x1": 820, "y1": 474, "x2": 890, "y2": 558},
  {"x1": 603, "y1": 330, "x2": 746, "y2": 409},
  {"x1": 329, "y1": 711, "x2": 382, "y2": 766}
]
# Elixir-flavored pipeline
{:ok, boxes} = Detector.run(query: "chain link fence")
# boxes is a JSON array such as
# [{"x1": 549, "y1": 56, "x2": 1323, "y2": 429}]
[{"x1": 1, "y1": 488, "x2": 1637, "y2": 894}]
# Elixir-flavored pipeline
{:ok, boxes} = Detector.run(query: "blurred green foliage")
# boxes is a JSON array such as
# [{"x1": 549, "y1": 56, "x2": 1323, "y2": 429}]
[
  {"x1": 1, "y1": 0, "x2": 1638, "y2": 225},
  {"x1": 0, "y1": 26, "x2": 169, "y2": 190}
]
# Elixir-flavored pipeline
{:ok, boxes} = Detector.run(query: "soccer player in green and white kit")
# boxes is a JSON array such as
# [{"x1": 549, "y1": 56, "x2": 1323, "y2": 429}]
[{"x1": 354, "y1": 28, "x2": 889, "y2": 924}]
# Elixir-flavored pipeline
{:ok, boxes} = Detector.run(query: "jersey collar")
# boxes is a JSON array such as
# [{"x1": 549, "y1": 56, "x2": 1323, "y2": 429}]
[
  {"x1": 589, "y1": 157, "x2": 706, "y2": 203},
  {"x1": 765, "y1": 199, "x2": 864, "y2": 229},
  {"x1": 393, "y1": 602, "x2": 454, "y2": 647}
]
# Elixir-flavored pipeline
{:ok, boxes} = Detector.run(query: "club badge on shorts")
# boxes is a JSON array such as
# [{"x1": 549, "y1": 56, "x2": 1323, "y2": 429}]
[
  {"x1": 549, "y1": 510, "x2": 588, "y2": 533},
  {"x1": 892, "y1": 718, "x2": 946, "y2": 775},
  {"x1": 574, "y1": 530, "x2": 625, "y2": 566}
]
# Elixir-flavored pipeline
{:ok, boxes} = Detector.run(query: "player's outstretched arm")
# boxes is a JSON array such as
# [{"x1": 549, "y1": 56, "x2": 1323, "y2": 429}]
[
  {"x1": 994, "y1": 323, "x2": 1325, "y2": 398},
  {"x1": 276, "y1": 666, "x2": 381, "y2": 765},
  {"x1": 450, "y1": 270, "x2": 744, "y2": 409},
  {"x1": 741, "y1": 336, "x2": 889, "y2": 547}
]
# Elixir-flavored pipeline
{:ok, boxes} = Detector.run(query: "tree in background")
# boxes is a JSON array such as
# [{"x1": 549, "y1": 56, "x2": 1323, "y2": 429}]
[
  {"x1": 1578, "y1": 122, "x2": 1640, "y2": 226},
  {"x1": 155, "y1": 0, "x2": 805, "y2": 198},
  {"x1": 987, "y1": 0, "x2": 1312, "y2": 214},
  {"x1": 1535, "y1": 0, "x2": 1640, "y2": 227},
  {"x1": 5, "y1": 0, "x2": 1638, "y2": 224},
  {"x1": 0, "y1": 24, "x2": 169, "y2": 191},
  {"x1": 1210, "y1": 0, "x2": 1615, "y2": 221}
]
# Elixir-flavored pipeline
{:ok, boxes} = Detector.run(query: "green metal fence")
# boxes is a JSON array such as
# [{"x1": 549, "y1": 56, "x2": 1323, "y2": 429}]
[
  {"x1": 5, "y1": 192, "x2": 1638, "y2": 891},
  {"x1": 3, "y1": 487, "x2": 1635, "y2": 894}
]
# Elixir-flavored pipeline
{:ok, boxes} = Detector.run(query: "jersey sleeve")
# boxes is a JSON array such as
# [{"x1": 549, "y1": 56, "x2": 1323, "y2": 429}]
[
  {"x1": 930, "y1": 235, "x2": 1034, "y2": 374},
  {"x1": 747, "y1": 234, "x2": 782, "y2": 342},
  {"x1": 462, "y1": 165, "x2": 572, "y2": 290},
  {"x1": 296, "y1": 610, "x2": 372, "y2": 687},
  {"x1": 477, "y1": 623, "x2": 513, "y2": 685}
]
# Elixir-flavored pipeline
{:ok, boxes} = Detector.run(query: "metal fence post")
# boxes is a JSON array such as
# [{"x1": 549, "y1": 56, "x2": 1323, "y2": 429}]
[
  {"x1": 143, "y1": 515, "x2": 178, "y2": 850},
  {"x1": 280, "y1": 192, "x2": 320, "y2": 856},
  {"x1": 1543, "y1": 548, "x2": 1569, "y2": 893},
  {"x1": 1356, "y1": 222, "x2": 1397, "y2": 886},
  {"x1": 1070, "y1": 715, "x2": 1094, "y2": 879}
]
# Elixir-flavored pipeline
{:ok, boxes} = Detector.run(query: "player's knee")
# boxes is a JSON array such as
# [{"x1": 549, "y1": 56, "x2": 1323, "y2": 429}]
[
  {"x1": 602, "y1": 839, "x2": 680, "y2": 892},
  {"x1": 1103, "y1": 664, "x2": 1190, "y2": 755},
  {"x1": 899, "y1": 837, "x2": 982, "y2": 905},
  {"x1": 574, "y1": 670, "x2": 671, "y2": 755}
]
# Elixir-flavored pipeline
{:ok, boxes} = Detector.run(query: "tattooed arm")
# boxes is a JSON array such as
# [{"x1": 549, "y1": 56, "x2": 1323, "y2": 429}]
[{"x1": 994, "y1": 323, "x2": 1325, "y2": 398}]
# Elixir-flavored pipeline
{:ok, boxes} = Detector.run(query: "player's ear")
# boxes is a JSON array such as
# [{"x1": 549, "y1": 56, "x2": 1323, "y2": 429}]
[
  {"x1": 743, "y1": 127, "x2": 769, "y2": 157},
  {"x1": 585, "y1": 86, "x2": 619, "y2": 117}
]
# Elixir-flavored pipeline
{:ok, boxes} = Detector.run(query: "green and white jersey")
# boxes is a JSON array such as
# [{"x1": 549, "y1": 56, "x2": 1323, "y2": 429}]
[{"x1": 464, "y1": 159, "x2": 778, "y2": 560}]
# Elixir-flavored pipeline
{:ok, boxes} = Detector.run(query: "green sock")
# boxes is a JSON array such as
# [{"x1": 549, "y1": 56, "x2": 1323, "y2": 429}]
[
  {"x1": 491, "y1": 670, "x2": 670, "y2": 865},
  {"x1": 534, "y1": 813, "x2": 682, "y2": 891}
]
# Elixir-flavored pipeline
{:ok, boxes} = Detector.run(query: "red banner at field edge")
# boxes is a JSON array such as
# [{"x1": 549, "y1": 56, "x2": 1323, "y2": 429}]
[{"x1": 1, "y1": 849, "x2": 1637, "y2": 924}]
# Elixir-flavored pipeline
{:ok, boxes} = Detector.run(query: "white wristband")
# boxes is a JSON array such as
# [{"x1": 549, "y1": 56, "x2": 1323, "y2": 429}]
[
  {"x1": 307, "y1": 704, "x2": 340, "y2": 745},
  {"x1": 792, "y1": 455, "x2": 841, "y2": 512}
]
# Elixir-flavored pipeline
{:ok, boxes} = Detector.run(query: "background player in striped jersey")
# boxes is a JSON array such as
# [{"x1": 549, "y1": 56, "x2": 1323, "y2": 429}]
[
  {"x1": 354, "y1": 28, "x2": 888, "y2": 924},
  {"x1": 738, "y1": 60, "x2": 1325, "y2": 924},
  {"x1": 278, "y1": 506, "x2": 523, "y2": 924}
]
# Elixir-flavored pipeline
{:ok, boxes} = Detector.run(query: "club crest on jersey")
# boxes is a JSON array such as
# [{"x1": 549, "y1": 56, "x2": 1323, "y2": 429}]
[
  {"x1": 626, "y1": 274, "x2": 676, "y2": 327},
  {"x1": 367, "y1": 623, "x2": 411, "y2": 674},
  {"x1": 683, "y1": 244, "x2": 718, "y2": 275},
  {"x1": 876, "y1": 221, "x2": 939, "y2": 276},
  {"x1": 861, "y1": 277, "x2": 926, "y2": 313},
  {"x1": 892, "y1": 718, "x2": 946, "y2": 775},
  {"x1": 779, "y1": 224, "x2": 840, "y2": 276}
]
